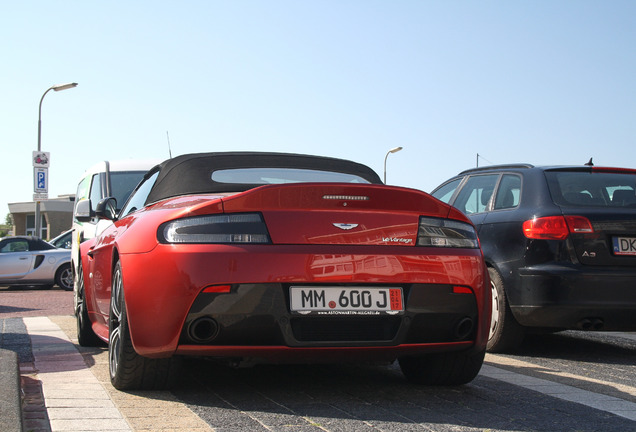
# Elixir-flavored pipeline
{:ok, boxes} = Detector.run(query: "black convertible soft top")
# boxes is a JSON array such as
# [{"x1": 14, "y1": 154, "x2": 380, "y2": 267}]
[{"x1": 144, "y1": 152, "x2": 383, "y2": 205}]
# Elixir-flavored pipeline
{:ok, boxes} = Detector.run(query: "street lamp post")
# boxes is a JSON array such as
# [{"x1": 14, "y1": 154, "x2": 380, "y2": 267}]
[
  {"x1": 34, "y1": 82, "x2": 78, "y2": 237},
  {"x1": 383, "y1": 146, "x2": 403, "y2": 184}
]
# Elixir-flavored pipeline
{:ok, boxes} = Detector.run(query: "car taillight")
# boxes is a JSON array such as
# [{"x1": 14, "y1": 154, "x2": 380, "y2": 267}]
[
  {"x1": 522, "y1": 215, "x2": 593, "y2": 240},
  {"x1": 416, "y1": 216, "x2": 480, "y2": 248},
  {"x1": 158, "y1": 213, "x2": 271, "y2": 244},
  {"x1": 564, "y1": 215, "x2": 594, "y2": 233}
]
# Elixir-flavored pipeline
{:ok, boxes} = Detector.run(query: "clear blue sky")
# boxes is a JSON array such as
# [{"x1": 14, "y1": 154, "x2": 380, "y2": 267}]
[{"x1": 2, "y1": 1, "x2": 635, "y2": 222}]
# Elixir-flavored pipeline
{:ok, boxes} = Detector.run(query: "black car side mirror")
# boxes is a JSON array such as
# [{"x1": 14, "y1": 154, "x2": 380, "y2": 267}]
[{"x1": 95, "y1": 198, "x2": 118, "y2": 221}]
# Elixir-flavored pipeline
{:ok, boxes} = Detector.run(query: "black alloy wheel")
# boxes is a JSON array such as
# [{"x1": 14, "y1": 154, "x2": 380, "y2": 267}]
[
  {"x1": 75, "y1": 261, "x2": 102, "y2": 347},
  {"x1": 108, "y1": 260, "x2": 179, "y2": 390}
]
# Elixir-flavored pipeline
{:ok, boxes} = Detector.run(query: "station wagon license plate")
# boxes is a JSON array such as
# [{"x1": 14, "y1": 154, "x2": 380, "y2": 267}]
[
  {"x1": 612, "y1": 237, "x2": 636, "y2": 256},
  {"x1": 290, "y1": 286, "x2": 403, "y2": 315}
]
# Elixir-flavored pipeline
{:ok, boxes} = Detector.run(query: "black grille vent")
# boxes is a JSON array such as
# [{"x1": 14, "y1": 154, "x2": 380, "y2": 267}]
[{"x1": 290, "y1": 317, "x2": 401, "y2": 342}]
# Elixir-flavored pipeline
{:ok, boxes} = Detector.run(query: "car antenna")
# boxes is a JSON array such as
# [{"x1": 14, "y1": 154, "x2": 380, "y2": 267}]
[
  {"x1": 166, "y1": 131, "x2": 173, "y2": 158},
  {"x1": 585, "y1": 157, "x2": 594, "y2": 166}
]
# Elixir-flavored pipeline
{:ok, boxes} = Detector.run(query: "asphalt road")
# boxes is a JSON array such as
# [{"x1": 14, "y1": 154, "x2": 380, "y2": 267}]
[{"x1": 2, "y1": 287, "x2": 636, "y2": 431}]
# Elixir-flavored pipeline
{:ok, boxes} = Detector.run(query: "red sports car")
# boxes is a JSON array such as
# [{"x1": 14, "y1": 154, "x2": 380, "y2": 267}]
[{"x1": 74, "y1": 152, "x2": 489, "y2": 390}]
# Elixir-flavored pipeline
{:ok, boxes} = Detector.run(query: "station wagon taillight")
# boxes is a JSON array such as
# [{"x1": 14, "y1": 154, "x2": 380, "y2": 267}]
[{"x1": 522, "y1": 215, "x2": 594, "y2": 240}]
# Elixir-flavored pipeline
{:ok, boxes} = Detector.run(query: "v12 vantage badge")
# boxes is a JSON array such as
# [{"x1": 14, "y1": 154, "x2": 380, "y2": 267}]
[{"x1": 382, "y1": 237, "x2": 413, "y2": 244}]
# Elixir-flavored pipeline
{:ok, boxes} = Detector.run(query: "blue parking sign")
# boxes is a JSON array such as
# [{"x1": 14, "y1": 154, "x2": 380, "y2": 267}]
[
  {"x1": 38, "y1": 171, "x2": 45, "y2": 188},
  {"x1": 34, "y1": 167, "x2": 48, "y2": 193}
]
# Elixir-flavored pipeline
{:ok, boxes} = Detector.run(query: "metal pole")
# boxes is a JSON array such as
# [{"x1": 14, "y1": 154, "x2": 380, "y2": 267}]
[
  {"x1": 34, "y1": 88, "x2": 53, "y2": 237},
  {"x1": 34, "y1": 83, "x2": 78, "y2": 237},
  {"x1": 383, "y1": 147, "x2": 403, "y2": 184}
]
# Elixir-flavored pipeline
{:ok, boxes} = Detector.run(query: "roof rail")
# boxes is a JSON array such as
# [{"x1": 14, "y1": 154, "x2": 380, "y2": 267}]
[{"x1": 459, "y1": 164, "x2": 534, "y2": 175}]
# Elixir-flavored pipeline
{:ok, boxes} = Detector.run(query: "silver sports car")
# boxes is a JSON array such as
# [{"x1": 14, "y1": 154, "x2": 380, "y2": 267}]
[{"x1": 0, "y1": 236, "x2": 72, "y2": 290}]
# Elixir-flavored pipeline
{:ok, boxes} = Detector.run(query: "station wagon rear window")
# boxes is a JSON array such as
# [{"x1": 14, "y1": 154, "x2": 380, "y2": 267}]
[{"x1": 546, "y1": 170, "x2": 636, "y2": 208}]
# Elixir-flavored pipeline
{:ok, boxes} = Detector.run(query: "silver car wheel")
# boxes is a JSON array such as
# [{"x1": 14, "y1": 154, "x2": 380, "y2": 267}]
[
  {"x1": 55, "y1": 263, "x2": 73, "y2": 291},
  {"x1": 59, "y1": 266, "x2": 73, "y2": 290},
  {"x1": 489, "y1": 277, "x2": 500, "y2": 341}
]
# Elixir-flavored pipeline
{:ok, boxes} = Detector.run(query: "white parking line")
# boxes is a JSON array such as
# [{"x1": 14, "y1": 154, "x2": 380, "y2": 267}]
[
  {"x1": 601, "y1": 332, "x2": 636, "y2": 343},
  {"x1": 482, "y1": 359, "x2": 636, "y2": 421}
]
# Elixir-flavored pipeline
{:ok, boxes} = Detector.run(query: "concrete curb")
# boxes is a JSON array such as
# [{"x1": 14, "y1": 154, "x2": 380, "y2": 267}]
[{"x1": 0, "y1": 348, "x2": 22, "y2": 432}]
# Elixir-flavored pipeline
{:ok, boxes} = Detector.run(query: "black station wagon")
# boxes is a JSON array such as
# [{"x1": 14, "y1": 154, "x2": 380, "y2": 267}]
[{"x1": 431, "y1": 163, "x2": 636, "y2": 352}]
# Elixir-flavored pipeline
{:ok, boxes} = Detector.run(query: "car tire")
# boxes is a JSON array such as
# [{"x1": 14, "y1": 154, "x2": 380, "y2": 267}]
[
  {"x1": 398, "y1": 348, "x2": 485, "y2": 386},
  {"x1": 55, "y1": 263, "x2": 73, "y2": 291},
  {"x1": 75, "y1": 261, "x2": 102, "y2": 347},
  {"x1": 487, "y1": 267, "x2": 525, "y2": 353},
  {"x1": 109, "y1": 261, "x2": 179, "y2": 390}
]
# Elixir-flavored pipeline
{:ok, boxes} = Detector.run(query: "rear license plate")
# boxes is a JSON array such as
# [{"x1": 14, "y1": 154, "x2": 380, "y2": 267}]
[
  {"x1": 613, "y1": 237, "x2": 636, "y2": 256},
  {"x1": 290, "y1": 286, "x2": 403, "y2": 315}
]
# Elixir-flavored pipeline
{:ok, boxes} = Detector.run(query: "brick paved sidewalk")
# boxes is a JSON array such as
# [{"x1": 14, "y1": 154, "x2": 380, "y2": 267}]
[{"x1": 22, "y1": 316, "x2": 212, "y2": 432}]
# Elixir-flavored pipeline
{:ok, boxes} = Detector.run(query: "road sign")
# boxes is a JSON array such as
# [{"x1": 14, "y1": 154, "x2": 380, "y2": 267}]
[
  {"x1": 34, "y1": 167, "x2": 48, "y2": 193},
  {"x1": 33, "y1": 151, "x2": 50, "y2": 168}
]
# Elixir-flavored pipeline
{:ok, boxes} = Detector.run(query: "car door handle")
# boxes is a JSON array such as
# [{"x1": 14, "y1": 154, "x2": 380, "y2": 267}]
[{"x1": 19, "y1": 257, "x2": 29, "y2": 260}]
